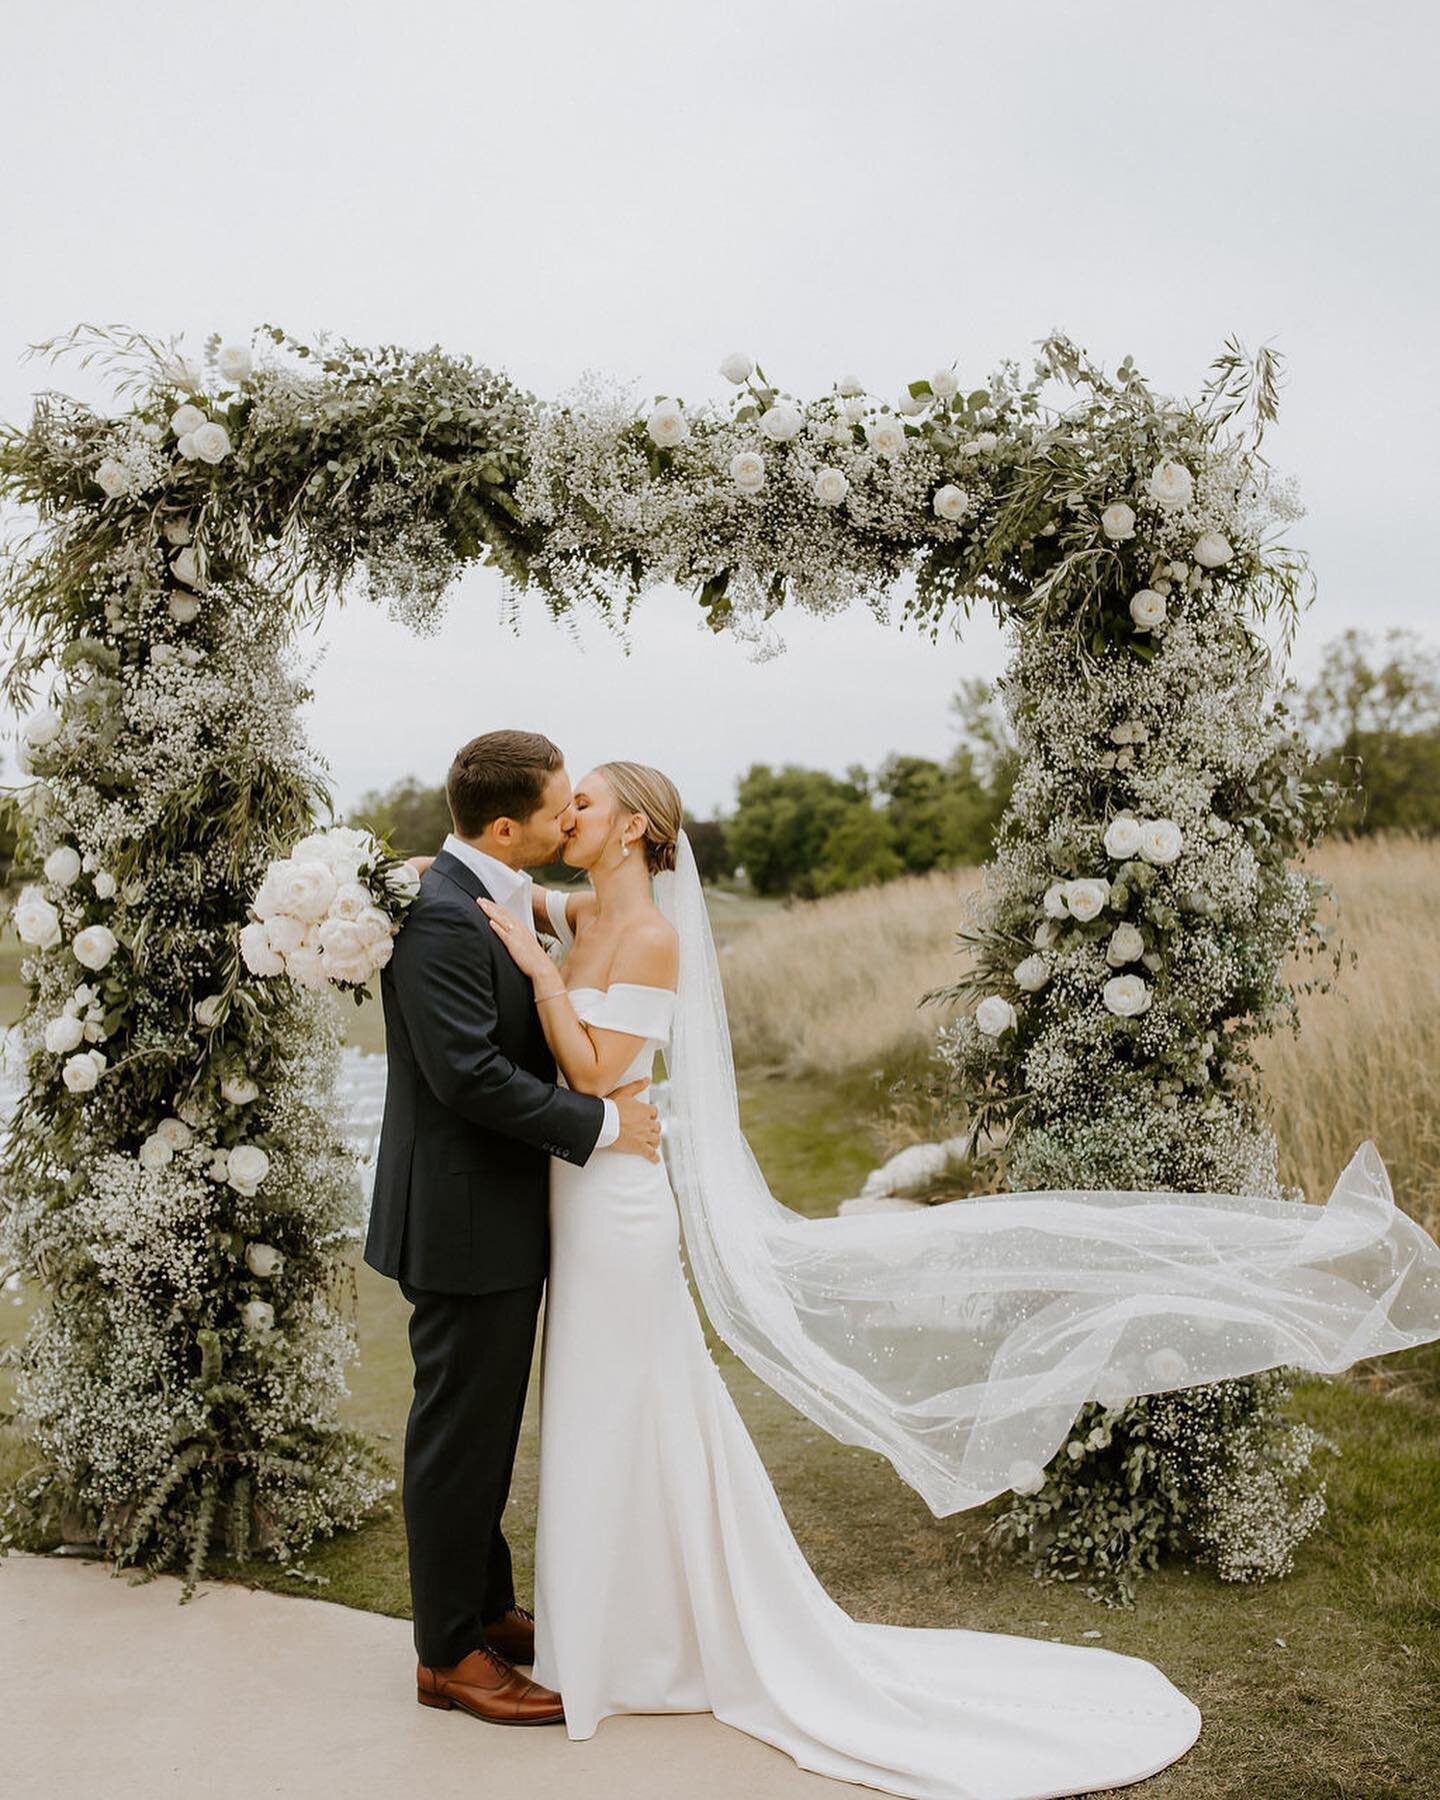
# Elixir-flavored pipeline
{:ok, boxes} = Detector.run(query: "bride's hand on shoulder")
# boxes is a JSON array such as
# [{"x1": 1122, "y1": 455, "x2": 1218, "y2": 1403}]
[{"x1": 477, "y1": 897, "x2": 554, "y2": 979}]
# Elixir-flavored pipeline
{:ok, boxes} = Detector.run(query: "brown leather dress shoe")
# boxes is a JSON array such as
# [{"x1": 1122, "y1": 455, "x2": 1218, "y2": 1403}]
[
  {"x1": 483, "y1": 1603, "x2": 535, "y2": 1664},
  {"x1": 416, "y1": 1644, "x2": 564, "y2": 1725}
]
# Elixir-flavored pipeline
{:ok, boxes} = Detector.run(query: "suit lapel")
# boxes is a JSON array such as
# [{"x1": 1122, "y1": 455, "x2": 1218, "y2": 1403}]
[{"x1": 428, "y1": 849, "x2": 534, "y2": 1014}]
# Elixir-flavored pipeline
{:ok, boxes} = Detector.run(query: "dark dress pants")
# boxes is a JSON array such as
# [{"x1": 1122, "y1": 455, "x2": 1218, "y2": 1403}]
[{"x1": 399, "y1": 1274, "x2": 544, "y2": 1669}]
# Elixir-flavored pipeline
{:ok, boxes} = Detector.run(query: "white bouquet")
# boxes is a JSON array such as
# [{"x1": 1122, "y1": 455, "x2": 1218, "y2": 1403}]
[{"x1": 241, "y1": 825, "x2": 420, "y2": 997}]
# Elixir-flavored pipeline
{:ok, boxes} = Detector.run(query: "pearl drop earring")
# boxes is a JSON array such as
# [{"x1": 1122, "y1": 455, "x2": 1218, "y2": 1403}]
[{"x1": 621, "y1": 844, "x2": 630, "y2": 859}]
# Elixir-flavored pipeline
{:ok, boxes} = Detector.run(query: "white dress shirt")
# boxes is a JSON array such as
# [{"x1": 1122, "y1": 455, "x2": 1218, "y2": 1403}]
[{"x1": 441, "y1": 834, "x2": 619, "y2": 1149}]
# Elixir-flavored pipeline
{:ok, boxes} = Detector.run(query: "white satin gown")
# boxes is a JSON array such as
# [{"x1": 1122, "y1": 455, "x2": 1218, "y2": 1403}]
[{"x1": 529, "y1": 887, "x2": 1202, "y2": 1800}]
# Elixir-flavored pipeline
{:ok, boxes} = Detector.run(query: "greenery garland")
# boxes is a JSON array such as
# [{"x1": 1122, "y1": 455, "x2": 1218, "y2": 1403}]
[{"x1": 0, "y1": 323, "x2": 1333, "y2": 1602}]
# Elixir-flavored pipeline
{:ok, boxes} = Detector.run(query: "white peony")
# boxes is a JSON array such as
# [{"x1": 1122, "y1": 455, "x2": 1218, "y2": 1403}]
[
  {"x1": 864, "y1": 414, "x2": 906, "y2": 459},
  {"x1": 1146, "y1": 459, "x2": 1194, "y2": 509},
  {"x1": 930, "y1": 368, "x2": 960, "y2": 400},
  {"x1": 316, "y1": 918, "x2": 371, "y2": 965},
  {"x1": 1062, "y1": 878, "x2": 1110, "y2": 922},
  {"x1": 367, "y1": 936, "x2": 394, "y2": 972},
  {"x1": 1138, "y1": 818, "x2": 1184, "y2": 865},
  {"x1": 239, "y1": 920, "x2": 285, "y2": 977},
  {"x1": 291, "y1": 826, "x2": 372, "y2": 877},
  {"x1": 93, "y1": 871, "x2": 116, "y2": 899},
  {"x1": 932, "y1": 484, "x2": 971, "y2": 522},
  {"x1": 1102, "y1": 973, "x2": 1153, "y2": 1017},
  {"x1": 1102, "y1": 815, "x2": 1145, "y2": 859},
  {"x1": 1193, "y1": 530, "x2": 1233, "y2": 568},
  {"x1": 813, "y1": 466, "x2": 848, "y2": 506},
  {"x1": 329, "y1": 881, "x2": 373, "y2": 922},
  {"x1": 194, "y1": 994, "x2": 226, "y2": 1028},
  {"x1": 266, "y1": 857, "x2": 338, "y2": 923},
  {"x1": 975, "y1": 995, "x2": 1018, "y2": 1037},
  {"x1": 94, "y1": 459, "x2": 130, "y2": 499},
  {"x1": 72, "y1": 924, "x2": 119, "y2": 971},
  {"x1": 1100, "y1": 501, "x2": 1137, "y2": 541},
  {"x1": 45, "y1": 1015, "x2": 86, "y2": 1055},
  {"x1": 1041, "y1": 881, "x2": 1071, "y2": 920},
  {"x1": 23, "y1": 708, "x2": 62, "y2": 748},
  {"x1": 1129, "y1": 588, "x2": 1167, "y2": 630},
  {"x1": 1106, "y1": 922, "x2": 1146, "y2": 966},
  {"x1": 221, "y1": 1073, "x2": 260, "y2": 1105},
  {"x1": 155, "y1": 1116, "x2": 192, "y2": 1150},
  {"x1": 245, "y1": 1241, "x2": 284, "y2": 1279},
  {"x1": 718, "y1": 352, "x2": 754, "y2": 384},
  {"x1": 1013, "y1": 954, "x2": 1051, "y2": 993},
  {"x1": 730, "y1": 449, "x2": 766, "y2": 493},
  {"x1": 191, "y1": 422, "x2": 232, "y2": 464},
  {"x1": 284, "y1": 945, "x2": 327, "y2": 989},
  {"x1": 385, "y1": 860, "x2": 422, "y2": 901},
  {"x1": 62, "y1": 1052, "x2": 101, "y2": 1093},
  {"x1": 44, "y1": 845, "x2": 82, "y2": 888},
  {"x1": 646, "y1": 399, "x2": 690, "y2": 448},
  {"x1": 354, "y1": 906, "x2": 393, "y2": 947},
  {"x1": 263, "y1": 914, "x2": 308, "y2": 956},
  {"x1": 227, "y1": 1144, "x2": 271, "y2": 1194},
  {"x1": 241, "y1": 1299, "x2": 274, "y2": 1334},
  {"x1": 170, "y1": 403, "x2": 206, "y2": 438},
  {"x1": 758, "y1": 401, "x2": 803, "y2": 442},
  {"x1": 217, "y1": 344, "x2": 253, "y2": 383},
  {"x1": 138, "y1": 1133, "x2": 174, "y2": 1170}
]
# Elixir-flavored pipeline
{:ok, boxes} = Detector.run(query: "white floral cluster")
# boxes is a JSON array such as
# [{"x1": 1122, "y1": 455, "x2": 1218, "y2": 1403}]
[{"x1": 242, "y1": 827, "x2": 419, "y2": 990}]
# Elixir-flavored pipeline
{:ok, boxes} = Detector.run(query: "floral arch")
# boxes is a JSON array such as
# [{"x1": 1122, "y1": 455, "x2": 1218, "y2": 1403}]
[{"x1": 0, "y1": 325, "x2": 1336, "y2": 1602}]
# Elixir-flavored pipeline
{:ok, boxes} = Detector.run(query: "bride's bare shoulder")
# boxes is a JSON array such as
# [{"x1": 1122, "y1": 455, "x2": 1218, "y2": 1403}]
[{"x1": 616, "y1": 904, "x2": 678, "y2": 985}]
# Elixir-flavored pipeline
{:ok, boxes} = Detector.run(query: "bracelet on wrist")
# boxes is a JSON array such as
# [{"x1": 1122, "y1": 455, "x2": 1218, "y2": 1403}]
[{"x1": 536, "y1": 988, "x2": 569, "y2": 1007}]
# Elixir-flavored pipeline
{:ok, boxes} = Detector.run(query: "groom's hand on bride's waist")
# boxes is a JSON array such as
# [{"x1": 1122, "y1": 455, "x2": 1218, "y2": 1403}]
[{"x1": 607, "y1": 1076, "x2": 661, "y2": 1162}]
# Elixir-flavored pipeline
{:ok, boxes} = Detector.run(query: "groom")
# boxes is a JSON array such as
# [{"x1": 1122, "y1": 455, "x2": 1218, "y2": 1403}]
[{"x1": 363, "y1": 728, "x2": 661, "y2": 1726}]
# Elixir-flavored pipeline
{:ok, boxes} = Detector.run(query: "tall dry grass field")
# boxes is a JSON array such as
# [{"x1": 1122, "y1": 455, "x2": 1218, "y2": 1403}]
[{"x1": 719, "y1": 836, "x2": 1440, "y2": 1230}]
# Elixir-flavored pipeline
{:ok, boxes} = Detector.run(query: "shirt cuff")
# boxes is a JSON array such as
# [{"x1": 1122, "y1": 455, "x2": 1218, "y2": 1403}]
[{"x1": 596, "y1": 1098, "x2": 620, "y2": 1149}]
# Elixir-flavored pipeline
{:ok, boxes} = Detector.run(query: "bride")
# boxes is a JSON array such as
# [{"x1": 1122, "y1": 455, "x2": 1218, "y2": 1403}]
[{"x1": 468, "y1": 758, "x2": 1440, "y2": 1800}]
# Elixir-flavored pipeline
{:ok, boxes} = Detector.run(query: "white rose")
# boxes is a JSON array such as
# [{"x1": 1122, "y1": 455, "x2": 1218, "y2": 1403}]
[
  {"x1": 931, "y1": 483, "x2": 971, "y2": 523},
  {"x1": 1063, "y1": 878, "x2": 1110, "y2": 922},
  {"x1": 1102, "y1": 815, "x2": 1144, "y2": 860},
  {"x1": 1102, "y1": 973, "x2": 1153, "y2": 1017},
  {"x1": 94, "y1": 459, "x2": 130, "y2": 499},
  {"x1": 758, "y1": 401, "x2": 803, "y2": 442},
  {"x1": 176, "y1": 432, "x2": 200, "y2": 460},
  {"x1": 23, "y1": 708, "x2": 62, "y2": 747},
  {"x1": 1139, "y1": 818, "x2": 1184, "y2": 865},
  {"x1": 835, "y1": 374, "x2": 865, "y2": 398},
  {"x1": 1106, "y1": 922, "x2": 1145, "y2": 966},
  {"x1": 14, "y1": 888, "x2": 61, "y2": 948},
  {"x1": 385, "y1": 860, "x2": 422, "y2": 902},
  {"x1": 72, "y1": 981, "x2": 96, "y2": 1007},
  {"x1": 194, "y1": 993, "x2": 226, "y2": 1028},
  {"x1": 865, "y1": 415, "x2": 906, "y2": 459},
  {"x1": 328, "y1": 881, "x2": 373, "y2": 922},
  {"x1": 729, "y1": 449, "x2": 766, "y2": 494},
  {"x1": 62, "y1": 1052, "x2": 100, "y2": 1093},
  {"x1": 191, "y1": 421, "x2": 232, "y2": 464},
  {"x1": 718, "y1": 352, "x2": 754, "y2": 384},
  {"x1": 162, "y1": 515, "x2": 193, "y2": 545},
  {"x1": 354, "y1": 906, "x2": 393, "y2": 947},
  {"x1": 72, "y1": 924, "x2": 119, "y2": 971},
  {"x1": 1041, "y1": 881, "x2": 1071, "y2": 920},
  {"x1": 168, "y1": 593, "x2": 201, "y2": 625},
  {"x1": 268, "y1": 858, "x2": 338, "y2": 923},
  {"x1": 45, "y1": 1015, "x2": 86, "y2": 1055},
  {"x1": 44, "y1": 845, "x2": 82, "y2": 887},
  {"x1": 169, "y1": 403, "x2": 206, "y2": 438},
  {"x1": 1033, "y1": 919, "x2": 1057, "y2": 950},
  {"x1": 155, "y1": 1116, "x2": 193, "y2": 1150},
  {"x1": 93, "y1": 871, "x2": 116, "y2": 899},
  {"x1": 240, "y1": 1299, "x2": 274, "y2": 1334},
  {"x1": 206, "y1": 1149, "x2": 231, "y2": 1182},
  {"x1": 239, "y1": 920, "x2": 285, "y2": 977},
  {"x1": 842, "y1": 396, "x2": 867, "y2": 422},
  {"x1": 221, "y1": 1073, "x2": 260, "y2": 1105},
  {"x1": 930, "y1": 368, "x2": 960, "y2": 400},
  {"x1": 217, "y1": 344, "x2": 253, "y2": 383},
  {"x1": 227, "y1": 1144, "x2": 271, "y2": 1194},
  {"x1": 1013, "y1": 954, "x2": 1050, "y2": 993},
  {"x1": 1147, "y1": 458, "x2": 1193, "y2": 509},
  {"x1": 813, "y1": 466, "x2": 848, "y2": 506},
  {"x1": 159, "y1": 352, "x2": 203, "y2": 392},
  {"x1": 975, "y1": 995, "x2": 1018, "y2": 1038},
  {"x1": 138, "y1": 1133, "x2": 174, "y2": 1170},
  {"x1": 1193, "y1": 530, "x2": 1232, "y2": 568},
  {"x1": 170, "y1": 545, "x2": 203, "y2": 590},
  {"x1": 245, "y1": 1241, "x2": 284, "y2": 1279},
  {"x1": 1129, "y1": 588, "x2": 1167, "y2": 631},
  {"x1": 1100, "y1": 501, "x2": 1137, "y2": 541},
  {"x1": 974, "y1": 432, "x2": 999, "y2": 453},
  {"x1": 646, "y1": 399, "x2": 689, "y2": 448},
  {"x1": 895, "y1": 390, "x2": 927, "y2": 416}
]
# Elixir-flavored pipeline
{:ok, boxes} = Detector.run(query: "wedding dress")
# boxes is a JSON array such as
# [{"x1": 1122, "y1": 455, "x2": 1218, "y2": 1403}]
[{"x1": 529, "y1": 880, "x2": 1206, "y2": 1799}]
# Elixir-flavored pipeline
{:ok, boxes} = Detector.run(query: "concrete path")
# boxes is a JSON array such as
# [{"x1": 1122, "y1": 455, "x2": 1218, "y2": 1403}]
[{"x1": 1, "y1": 1552, "x2": 852, "y2": 1800}]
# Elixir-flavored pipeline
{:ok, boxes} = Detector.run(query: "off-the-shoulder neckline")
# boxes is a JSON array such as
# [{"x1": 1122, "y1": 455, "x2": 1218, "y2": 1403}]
[{"x1": 567, "y1": 982, "x2": 677, "y2": 1000}]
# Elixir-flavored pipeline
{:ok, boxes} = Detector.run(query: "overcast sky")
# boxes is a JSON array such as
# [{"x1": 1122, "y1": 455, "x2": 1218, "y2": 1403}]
[{"x1": 3, "y1": 0, "x2": 1436, "y2": 818}]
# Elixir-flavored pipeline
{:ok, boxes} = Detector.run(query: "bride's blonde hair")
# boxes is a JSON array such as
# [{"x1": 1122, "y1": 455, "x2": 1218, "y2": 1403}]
[{"x1": 599, "y1": 761, "x2": 683, "y2": 874}]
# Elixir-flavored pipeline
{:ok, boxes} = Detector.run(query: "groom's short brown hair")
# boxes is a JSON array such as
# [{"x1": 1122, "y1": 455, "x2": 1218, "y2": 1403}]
[{"x1": 447, "y1": 729, "x2": 563, "y2": 836}]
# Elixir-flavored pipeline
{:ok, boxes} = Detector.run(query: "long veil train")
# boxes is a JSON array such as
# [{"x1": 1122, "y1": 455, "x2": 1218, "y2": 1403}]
[{"x1": 651, "y1": 831, "x2": 1440, "y2": 1514}]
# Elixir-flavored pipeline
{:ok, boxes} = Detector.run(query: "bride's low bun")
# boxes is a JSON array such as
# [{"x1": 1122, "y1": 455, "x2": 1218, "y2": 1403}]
[{"x1": 599, "y1": 760, "x2": 683, "y2": 875}]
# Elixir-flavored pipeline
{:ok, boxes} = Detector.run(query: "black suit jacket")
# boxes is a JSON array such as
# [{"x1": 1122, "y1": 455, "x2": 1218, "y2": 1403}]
[{"x1": 362, "y1": 849, "x2": 606, "y2": 1295}]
